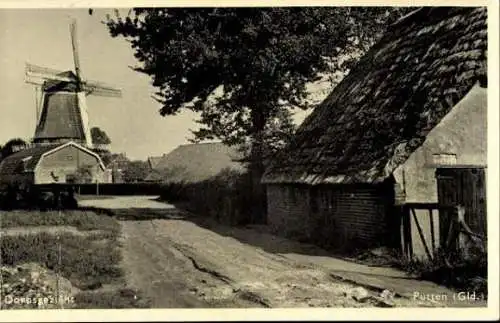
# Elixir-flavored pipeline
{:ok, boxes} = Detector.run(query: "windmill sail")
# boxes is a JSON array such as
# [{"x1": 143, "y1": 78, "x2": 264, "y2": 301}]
[
  {"x1": 84, "y1": 80, "x2": 122, "y2": 97},
  {"x1": 26, "y1": 19, "x2": 121, "y2": 148},
  {"x1": 70, "y1": 19, "x2": 83, "y2": 88},
  {"x1": 26, "y1": 63, "x2": 74, "y2": 84}
]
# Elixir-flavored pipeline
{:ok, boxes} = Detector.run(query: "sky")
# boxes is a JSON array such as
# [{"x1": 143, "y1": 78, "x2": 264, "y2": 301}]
[{"x1": 0, "y1": 8, "x2": 328, "y2": 160}]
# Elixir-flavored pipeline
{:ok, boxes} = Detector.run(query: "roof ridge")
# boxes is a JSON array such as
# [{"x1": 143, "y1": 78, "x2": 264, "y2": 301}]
[
  {"x1": 179, "y1": 141, "x2": 224, "y2": 147},
  {"x1": 263, "y1": 7, "x2": 487, "y2": 185},
  {"x1": 389, "y1": 7, "x2": 424, "y2": 28}
]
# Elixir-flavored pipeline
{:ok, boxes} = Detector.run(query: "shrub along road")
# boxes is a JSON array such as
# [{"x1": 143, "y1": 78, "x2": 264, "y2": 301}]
[{"x1": 83, "y1": 196, "x2": 486, "y2": 308}]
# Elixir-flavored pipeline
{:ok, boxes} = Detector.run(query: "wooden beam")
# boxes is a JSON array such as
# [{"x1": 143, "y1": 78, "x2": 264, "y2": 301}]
[
  {"x1": 429, "y1": 208, "x2": 436, "y2": 251},
  {"x1": 445, "y1": 215, "x2": 457, "y2": 251},
  {"x1": 456, "y1": 206, "x2": 466, "y2": 251},
  {"x1": 402, "y1": 205, "x2": 413, "y2": 258},
  {"x1": 411, "y1": 207, "x2": 433, "y2": 260},
  {"x1": 404, "y1": 202, "x2": 455, "y2": 211}
]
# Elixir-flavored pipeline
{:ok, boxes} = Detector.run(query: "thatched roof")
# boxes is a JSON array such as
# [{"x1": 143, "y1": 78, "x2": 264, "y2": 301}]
[
  {"x1": 263, "y1": 7, "x2": 487, "y2": 185},
  {"x1": 147, "y1": 155, "x2": 163, "y2": 169},
  {"x1": 144, "y1": 142, "x2": 245, "y2": 183},
  {"x1": 0, "y1": 144, "x2": 62, "y2": 177}
]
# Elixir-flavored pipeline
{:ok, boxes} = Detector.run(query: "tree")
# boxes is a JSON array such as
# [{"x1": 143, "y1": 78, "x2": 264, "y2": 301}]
[
  {"x1": 90, "y1": 126, "x2": 113, "y2": 165},
  {"x1": 122, "y1": 160, "x2": 150, "y2": 183},
  {"x1": 91, "y1": 127, "x2": 112, "y2": 146},
  {"x1": 67, "y1": 165, "x2": 94, "y2": 184},
  {"x1": 104, "y1": 7, "x2": 413, "y2": 222},
  {"x1": 1, "y1": 138, "x2": 28, "y2": 159}
]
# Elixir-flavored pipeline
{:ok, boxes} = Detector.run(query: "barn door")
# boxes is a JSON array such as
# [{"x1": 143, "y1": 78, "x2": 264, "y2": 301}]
[{"x1": 436, "y1": 167, "x2": 487, "y2": 246}]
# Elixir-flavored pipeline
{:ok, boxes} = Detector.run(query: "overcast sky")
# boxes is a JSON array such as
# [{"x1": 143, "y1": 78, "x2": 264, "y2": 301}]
[{"x1": 0, "y1": 8, "x2": 327, "y2": 160}]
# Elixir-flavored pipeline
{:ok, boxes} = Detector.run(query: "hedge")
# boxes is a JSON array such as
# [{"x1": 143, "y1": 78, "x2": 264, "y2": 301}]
[{"x1": 159, "y1": 169, "x2": 260, "y2": 225}]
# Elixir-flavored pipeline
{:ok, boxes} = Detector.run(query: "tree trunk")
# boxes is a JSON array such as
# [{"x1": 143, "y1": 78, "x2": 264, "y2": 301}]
[{"x1": 249, "y1": 109, "x2": 267, "y2": 224}]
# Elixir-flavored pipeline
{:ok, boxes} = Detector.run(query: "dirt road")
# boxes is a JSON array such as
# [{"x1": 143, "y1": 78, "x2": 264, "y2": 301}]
[
  {"x1": 119, "y1": 217, "x2": 467, "y2": 308},
  {"x1": 80, "y1": 196, "x2": 485, "y2": 308},
  {"x1": 121, "y1": 219, "x2": 378, "y2": 308}
]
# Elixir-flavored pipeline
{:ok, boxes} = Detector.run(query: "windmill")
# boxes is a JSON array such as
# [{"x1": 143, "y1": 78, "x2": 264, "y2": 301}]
[{"x1": 25, "y1": 19, "x2": 122, "y2": 149}]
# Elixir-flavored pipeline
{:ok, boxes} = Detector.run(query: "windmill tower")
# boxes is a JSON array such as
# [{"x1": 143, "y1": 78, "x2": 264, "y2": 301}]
[{"x1": 25, "y1": 19, "x2": 122, "y2": 149}]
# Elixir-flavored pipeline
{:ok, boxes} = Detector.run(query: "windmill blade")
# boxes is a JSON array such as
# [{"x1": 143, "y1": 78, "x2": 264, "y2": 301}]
[
  {"x1": 83, "y1": 80, "x2": 122, "y2": 97},
  {"x1": 24, "y1": 77, "x2": 45, "y2": 86},
  {"x1": 70, "y1": 19, "x2": 83, "y2": 83},
  {"x1": 25, "y1": 62, "x2": 74, "y2": 83}
]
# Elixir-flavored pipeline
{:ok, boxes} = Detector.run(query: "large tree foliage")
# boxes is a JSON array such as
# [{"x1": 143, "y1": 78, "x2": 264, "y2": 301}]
[
  {"x1": 104, "y1": 7, "x2": 413, "y2": 221},
  {"x1": 105, "y1": 7, "x2": 412, "y2": 148}
]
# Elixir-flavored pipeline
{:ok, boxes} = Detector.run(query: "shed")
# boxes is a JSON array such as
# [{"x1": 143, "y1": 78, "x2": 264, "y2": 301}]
[
  {"x1": 262, "y1": 7, "x2": 487, "y2": 255},
  {"x1": 0, "y1": 141, "x2": 109, "y2": 186}
]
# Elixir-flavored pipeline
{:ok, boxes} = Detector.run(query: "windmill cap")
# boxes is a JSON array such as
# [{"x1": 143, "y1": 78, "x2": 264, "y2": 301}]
[{"x1": 43, "y1": 71, "x2": 80, "y2": 92}]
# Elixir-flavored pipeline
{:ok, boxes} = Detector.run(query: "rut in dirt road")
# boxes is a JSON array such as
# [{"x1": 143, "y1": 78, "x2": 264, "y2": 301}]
[
  {"x1": 119, "y1": 220, "x2": 208, "y2": 308},
  {"x1": 117, "y1": 218, "x2": 435, "y2": 308},
  {"x1": 119, "y1": 220, "x2": 272, "y2": 308}
]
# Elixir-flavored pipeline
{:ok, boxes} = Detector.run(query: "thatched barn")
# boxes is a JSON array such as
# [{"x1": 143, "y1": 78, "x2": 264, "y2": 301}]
[
  {"x1": 0, "y1": 141, "x2": 110, "y2": 186},
  {"x1": 262, "y1": 7, "x2": 487, "y2": 256},
  {"x1": 145, "y1": 142, "x2": 244, "y2": 183}
]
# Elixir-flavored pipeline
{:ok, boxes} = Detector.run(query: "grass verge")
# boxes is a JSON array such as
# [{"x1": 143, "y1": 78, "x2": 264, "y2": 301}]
[
  {"x1": 0, "y1": 210, "x2": 120, "y2": 234},
  {"x1": 0, "y1": 210, "x2": 150, "y2": 308},
  {"x1": 1, "y1": 232, "x2": 122, "y2": 290},
  {"x1": 74, "y1": 288, "x2": 150, "y2": 308}
]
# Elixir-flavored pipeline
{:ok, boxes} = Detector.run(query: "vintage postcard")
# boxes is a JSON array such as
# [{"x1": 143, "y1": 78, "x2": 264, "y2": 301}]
[{"x1": 0, "y1": 0, "x2": 498, "y2": 321}]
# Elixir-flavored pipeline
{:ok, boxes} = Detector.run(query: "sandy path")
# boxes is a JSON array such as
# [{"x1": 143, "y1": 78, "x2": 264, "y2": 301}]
[
  {"x1": 78, "y1": 196, "x2": 175, "y2": 210},
  {"x1": 79, "y1": 196, "x2": 484, "y2": 308},
  {"x1": 119, "y1": 218, "x2": 452, "y2": 308}
]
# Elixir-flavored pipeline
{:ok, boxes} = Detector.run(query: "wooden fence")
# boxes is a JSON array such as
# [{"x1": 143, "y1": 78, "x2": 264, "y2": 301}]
[
  {"x1": 35, "y1": 183, "x2": 166, "y2": 196},
  {"x1": 401, "y1": 202, "x2": 486, "y2": 260}
]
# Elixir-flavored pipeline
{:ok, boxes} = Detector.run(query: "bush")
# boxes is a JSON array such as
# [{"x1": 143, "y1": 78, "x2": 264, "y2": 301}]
[
  {"x1": 159, "y1": 169, "x2": 257, "y2": 225},
  {"x1": 401, "y1": 247, "x2": 487, "y2": 297}
]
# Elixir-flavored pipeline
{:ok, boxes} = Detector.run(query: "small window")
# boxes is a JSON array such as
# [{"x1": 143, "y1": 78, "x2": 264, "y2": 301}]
[
  {"x1": 431, "y1": 153, "x2": 457, "y2": 166},
  {"x1": 65, "y1": 155, "x2": 74, "y2": 161}
]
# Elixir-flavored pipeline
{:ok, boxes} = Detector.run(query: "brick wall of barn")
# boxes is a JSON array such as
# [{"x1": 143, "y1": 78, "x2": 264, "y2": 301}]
[
  {"x1": 34, "y1": 145, "x2": 107, "y2": 184},
  {"x1": 393, "y1": 83, "x2": 487, "y2": 257},
  {"x1": 267, "y1": 184, "x2": 395, "y2": 252}
]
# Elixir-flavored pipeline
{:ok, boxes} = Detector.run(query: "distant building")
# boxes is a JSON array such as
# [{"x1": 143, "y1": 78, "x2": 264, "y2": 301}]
[
  {"x1": 0, "y1": 141, "x2": 109, "y2": 186},
  {"x1": 147, "y1": 155, "x2": 163, "y2": 170},
  {"x1": 262, "y1": 7, "x2": 487, "y2": 256},
  {"x1": 145, "y1": 142, "x2": 245, "y2": 183},
  {"x1": 106, "y1": 153, "x2": 129, "y2": 183}
]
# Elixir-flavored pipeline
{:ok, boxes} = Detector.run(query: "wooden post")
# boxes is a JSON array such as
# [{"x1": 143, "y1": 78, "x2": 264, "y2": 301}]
[
  {"x1": 402, "y1": 205, "x2": 413, "y2": 259},
  {"x1": 456, "y1": 205, "x2": 467, "y2": 255},
  {"x1": 429, "y1": 208, "x2": 436, "y2": 251},
  {"x1": 411, "y1": 207, "x2": 433, "y2": 260}
]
